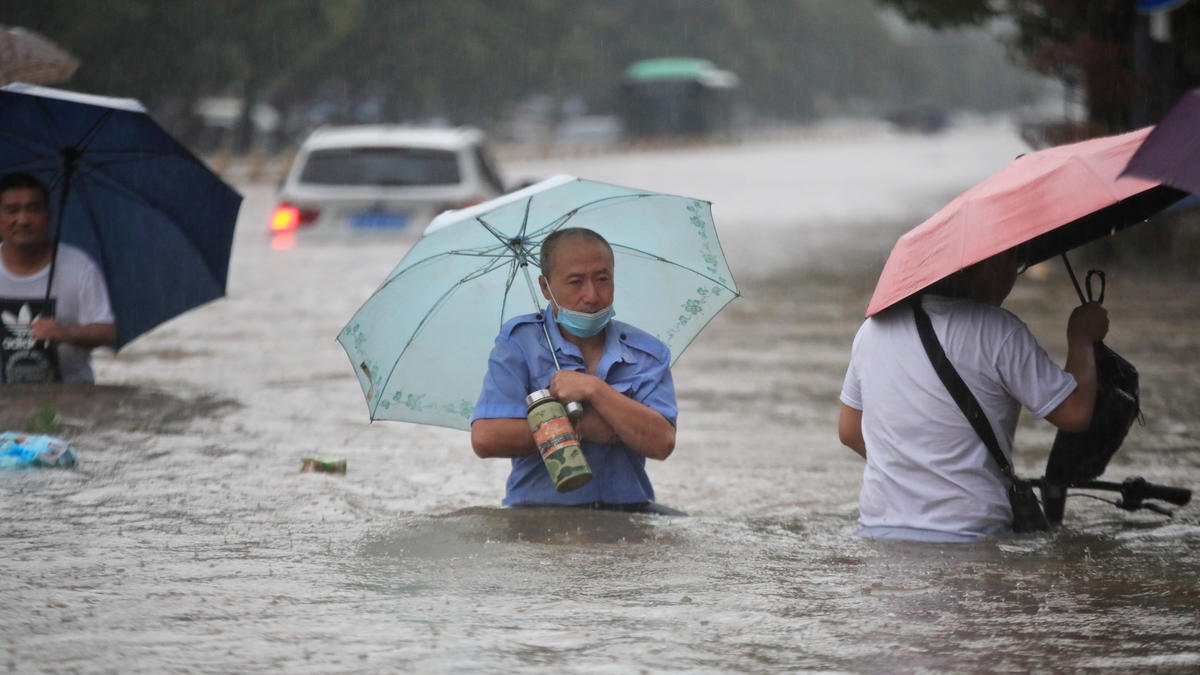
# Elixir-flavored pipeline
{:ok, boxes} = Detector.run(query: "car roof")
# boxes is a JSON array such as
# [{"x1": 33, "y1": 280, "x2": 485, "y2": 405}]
[{"x1": 299, "y1": 125, "x2": 486, "y2": 151}]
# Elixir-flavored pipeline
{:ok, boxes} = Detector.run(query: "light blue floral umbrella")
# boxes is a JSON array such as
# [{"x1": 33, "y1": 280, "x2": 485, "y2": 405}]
[{"x1": 338, "y1": 174, "x2": 739, "y2": 430}]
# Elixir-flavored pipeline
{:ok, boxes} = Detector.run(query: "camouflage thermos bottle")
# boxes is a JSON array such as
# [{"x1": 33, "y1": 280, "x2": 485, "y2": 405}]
[{"x1": 525, "y1": 389, "x2": 593, "y2": 492}]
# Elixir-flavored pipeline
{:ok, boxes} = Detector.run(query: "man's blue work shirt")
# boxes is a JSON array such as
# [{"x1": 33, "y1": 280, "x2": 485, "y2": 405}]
[{"x1": 472, "y1": 309, "x2": 677, "y2": 507}]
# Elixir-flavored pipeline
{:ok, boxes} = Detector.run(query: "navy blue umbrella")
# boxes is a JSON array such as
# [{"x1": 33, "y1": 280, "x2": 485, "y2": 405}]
[{"x1": 0, "y1": 82, "x2": 241, "y2": 348}]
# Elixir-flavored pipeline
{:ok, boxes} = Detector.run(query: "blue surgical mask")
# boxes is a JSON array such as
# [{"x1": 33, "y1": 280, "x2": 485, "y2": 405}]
[
  {"x1": 543, "y1": 281, "x2": 616, "y2": 338},
  {"x1": 555, "y1": 304, "x2": 615, "y2": 338}
]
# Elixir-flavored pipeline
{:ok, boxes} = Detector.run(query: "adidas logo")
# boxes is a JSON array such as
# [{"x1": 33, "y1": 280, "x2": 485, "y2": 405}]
[
  {"x1": 2, "y1": 303, "x2": 40, "y2": 337},
  {"x1": 2, "y1": 303, "x2": 40, "y2": 349}
]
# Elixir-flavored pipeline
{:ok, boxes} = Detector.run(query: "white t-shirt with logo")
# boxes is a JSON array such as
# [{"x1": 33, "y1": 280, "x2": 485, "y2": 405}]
[
  {"x1": 0, "y1": 243, "x2": 115, "y2": 383},
  {"x1": 840, "y1": 295, "x2": 1076, "y2": 540}
]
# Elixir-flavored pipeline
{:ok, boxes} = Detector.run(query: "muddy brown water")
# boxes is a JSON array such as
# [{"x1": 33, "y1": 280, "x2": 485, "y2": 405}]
[{"x1": 3, "y1": 124, "x2": 1199, "y2": 673}]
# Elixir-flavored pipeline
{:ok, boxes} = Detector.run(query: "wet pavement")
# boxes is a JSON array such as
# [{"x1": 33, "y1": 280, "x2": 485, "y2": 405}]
[{"x1": 3, "y1": 119, "x2": 1199, "y2": 673}]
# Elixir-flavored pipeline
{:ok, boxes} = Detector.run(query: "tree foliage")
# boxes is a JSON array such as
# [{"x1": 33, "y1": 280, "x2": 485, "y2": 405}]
[
  {"x1": 878, "y1": 0, "x2": 1200, "y2": 135},
  {"x1": 3, "y1": 0, "x2": 1042, "y2": 150}
]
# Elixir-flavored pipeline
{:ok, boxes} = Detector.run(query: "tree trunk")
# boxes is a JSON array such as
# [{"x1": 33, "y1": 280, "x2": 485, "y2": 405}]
[{"x1": 1082, "y1": 1, "x2": 1136, "y2": 134}]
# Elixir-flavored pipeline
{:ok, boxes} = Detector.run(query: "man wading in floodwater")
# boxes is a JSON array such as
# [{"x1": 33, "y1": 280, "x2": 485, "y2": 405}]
[
  {"x1": 0, "y1": 172, "x2": 115, "y2": 383},
  {"x1": 838, "y1": 247, "x2": 1109, "y2": 542},
  {"x1": 470, "y1": 227, "x2": 678, "y2": 510}
]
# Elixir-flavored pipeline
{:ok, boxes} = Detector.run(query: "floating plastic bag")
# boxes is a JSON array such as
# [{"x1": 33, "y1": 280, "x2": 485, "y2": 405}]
[{"x1": 0, "y1": 431, "x2": 78, "y2": 470}]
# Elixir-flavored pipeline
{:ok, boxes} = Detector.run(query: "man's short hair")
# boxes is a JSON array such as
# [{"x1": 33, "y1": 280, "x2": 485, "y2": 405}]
[
  {"x1": 539, "y1": 227, "x2": 613, "y2": 276},
  {"x1": 0, "y1": 172, "x2": 50, "y2": 207}
]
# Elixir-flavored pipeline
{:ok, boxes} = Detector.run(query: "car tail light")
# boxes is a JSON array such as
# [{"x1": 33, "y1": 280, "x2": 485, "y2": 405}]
[{"x1": 269, "y1": 204, "x2": 318, "y2": 232}]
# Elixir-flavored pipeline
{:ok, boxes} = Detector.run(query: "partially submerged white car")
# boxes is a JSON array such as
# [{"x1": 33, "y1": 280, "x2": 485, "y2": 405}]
[{"x1": 270, "y1": 125, "x2": 506, "y2": 234}]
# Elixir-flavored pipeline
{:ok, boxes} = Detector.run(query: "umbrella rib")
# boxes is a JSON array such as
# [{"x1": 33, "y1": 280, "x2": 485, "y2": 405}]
[
  {"x1": 523, "y1": 193, "x2": 655, "y2": 239},
  {"x1": 1067, "y1": 155, "x2": 1125, "y2": 205},
  {"x1": 498, "y1": 258, "x2": 522, "y2": 334},
  {"x1": 71, "y1": 177, "x2": 118, "y2": 310},
  {"x1": 475, "y1": 214, "x2": 518, "y2": 248},
  {"x1": 526, "y1": 210, "x2": 577, "y2": 243},
  {"x1": 0, "y1": 99, "x2": 120, "y2": 172},
  {"x1": 60, "y1": 150, "x2": 187, "y2": 167},
  {"x1": 71, "y1": 158, "x2": 186, "y2": 218},
  {"x1": 0, "y1": 155, "x2": 60, "y2": 174},
  {"x1": 610, "y1": 243, "x2": 739, "y2": 294},
  {"x1": 352, "y1": 245, "x2": 511, "y2": 307},
  {"x1": 518, "y1": 194, "x2": 533, "y2": 240},
  {"x1": 456, "y1": 256, "x2": 515, "y2": 284},
  {"x1": 34, "y1": 95, "x2": 114, "y2": 155},
  {"x1": 476, "y1": 212, "x2": 542, "y2": 266},
  {"x1": 58, "y1": 148, "x2": 178, "y2": 157},
  {"x1": 371, "y1": 255, "x2": 515, "y2": 417},
  {"x1": 359, "y1": 247, "x2": 514, "y2": 308},
  {"x1": 448, "y1": 250, "x2": 508, "y2": 259},
  {"x1": 472, "y1": 193, "x2": 661, "y2": 265},
  {"x1": 444, "y1": 244, "x2": 511, "y2": 259},
  {"x1": 72, "y1": 107, "x2": 117, "y2": 154},
  {"x1": 32, "y1": 95, "x2": 69, "y2": 150},
  {"x1": 72, "y1": 178, "x2": 114, "y2": 270}
]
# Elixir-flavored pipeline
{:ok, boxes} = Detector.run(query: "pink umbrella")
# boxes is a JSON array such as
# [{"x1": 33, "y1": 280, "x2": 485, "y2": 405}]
[{"x1": 866, "y1": 127, "x2": 1187, "y2": 316}]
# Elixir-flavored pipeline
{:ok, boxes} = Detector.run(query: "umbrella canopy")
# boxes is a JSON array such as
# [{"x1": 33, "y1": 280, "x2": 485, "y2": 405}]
[
  {"x1": 338, "y1": 174, "x2": 739, "y2": 430},
  {"x1": 1122, "y1": 88, "x2": 1200, "y2": 194},
  {"x1": 0, "y1": 26, "x2": 78, "y2": 86},
  {"x1": 866, "y1": 127, "x2": 1187, "y2": 316},
  {"x1": 0, "y1": 83, "x2": 242, "y2": 348}
]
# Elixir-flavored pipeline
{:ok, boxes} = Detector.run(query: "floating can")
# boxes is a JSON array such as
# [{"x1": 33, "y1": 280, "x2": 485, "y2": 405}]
[
  {"x1": 525, "y1": 389, "x2": 593, "y2": 492},
  {"x1": 300, "y1": 456, "x2": 347, "y2": 474}
]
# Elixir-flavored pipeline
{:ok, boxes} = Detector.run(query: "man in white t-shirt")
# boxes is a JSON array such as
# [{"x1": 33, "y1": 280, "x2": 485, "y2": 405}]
[
  {"x1": 0, "y1": 172, "x2": 116, "y2": 383},
  {"x1": 838, "y1": 248, "x2": 1109, "y2": 542}
]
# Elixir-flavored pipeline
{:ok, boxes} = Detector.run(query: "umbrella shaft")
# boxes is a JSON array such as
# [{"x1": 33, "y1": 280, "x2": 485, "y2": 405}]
[
  {"x1": 520, "y1": 262, "x2": 562, "y2": 371},
  {"x1": 43, "y1": 153, "x2": 77, "y2": 308},
  {"x1": 1060, "y1": 253, "x2": 1087, "y2": 305}
]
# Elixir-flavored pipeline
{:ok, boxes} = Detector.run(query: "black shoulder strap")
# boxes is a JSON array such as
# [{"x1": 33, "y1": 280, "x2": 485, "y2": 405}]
[{"x1": 908, "y1": 296, "x2": 1017, "y2": 482}]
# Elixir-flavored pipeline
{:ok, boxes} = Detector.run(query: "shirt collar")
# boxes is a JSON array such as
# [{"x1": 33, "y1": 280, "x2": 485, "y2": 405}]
[
  {"x1": 603, "y1": 317, "x2": 635, "y2": 367},
  {"x1": 543, "y1": 304, "x2": 581, "y2": 361},
  {"x1": 541, "y1": 303, "x2": 634, "y2": 371}
]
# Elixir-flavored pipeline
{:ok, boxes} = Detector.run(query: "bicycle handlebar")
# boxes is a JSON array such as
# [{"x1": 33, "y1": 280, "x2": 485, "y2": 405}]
[
  {"x1": 1072, "y1": 477, "x2": 1192, "y2": 508},
  {"x1": 1036, "y1": 476, "x2": 1191, "y2": 525}
]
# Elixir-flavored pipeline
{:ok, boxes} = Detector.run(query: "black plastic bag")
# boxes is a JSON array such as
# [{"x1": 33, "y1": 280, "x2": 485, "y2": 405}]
[
  {"x1": 1045, "y1": 269, "x2": 1142, "y2": 485},
  {"x1": 1045, "y1": 341, "x2": 1141, "y2": 485}
]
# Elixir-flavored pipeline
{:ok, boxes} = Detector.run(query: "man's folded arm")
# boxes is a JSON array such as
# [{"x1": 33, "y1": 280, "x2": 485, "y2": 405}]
[
  {"x1": 471, "y1": 417, "x2": 537, "y2": 458},
  {"x1": 585, "y1": 381, "x2": 675, "y2": 461}
]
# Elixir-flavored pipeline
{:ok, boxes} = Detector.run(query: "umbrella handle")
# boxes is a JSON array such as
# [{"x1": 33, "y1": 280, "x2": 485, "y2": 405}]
[{"x1": 1085, "y1": 270, "x2": 1106, "y2": 304}]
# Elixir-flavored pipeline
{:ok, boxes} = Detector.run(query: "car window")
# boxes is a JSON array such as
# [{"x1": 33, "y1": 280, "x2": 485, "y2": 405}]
[
  {"x1": 473, "y1": 145, "x2": 505, "y2": 194},
  {"x1": 298, "y1": 147, "x2": 462, "y2": 186}
]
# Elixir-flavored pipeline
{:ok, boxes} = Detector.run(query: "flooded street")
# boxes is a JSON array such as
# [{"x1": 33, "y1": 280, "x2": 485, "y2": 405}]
[{"x1": 3, "y1": 120, "x2": 1199, "y2": 673}]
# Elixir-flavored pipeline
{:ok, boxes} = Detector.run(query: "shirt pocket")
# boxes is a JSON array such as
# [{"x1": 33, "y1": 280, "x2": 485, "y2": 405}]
[{"x1": 607, "y1": 377, "x2": 638, "y2": 400}]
